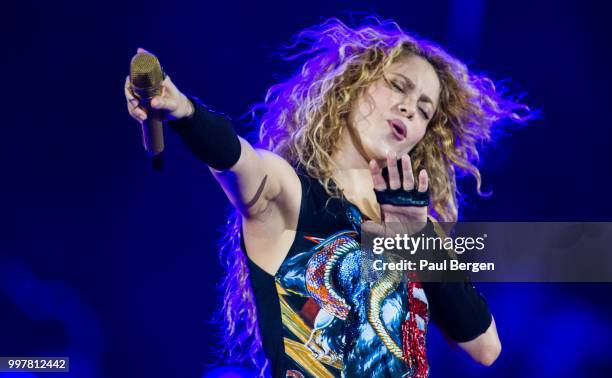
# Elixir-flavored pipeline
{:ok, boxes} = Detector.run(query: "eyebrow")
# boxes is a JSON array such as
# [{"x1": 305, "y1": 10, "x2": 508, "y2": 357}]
[{"x1": 392, "y1": 73, "x2": 437, "y2": 108}]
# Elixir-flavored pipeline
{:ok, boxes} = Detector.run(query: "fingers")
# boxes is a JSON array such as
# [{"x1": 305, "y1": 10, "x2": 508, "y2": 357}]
[
  {"x1": 401, "y1": 154, "x2": 415, "y2": 191},
  {"x1": 150, "y1": 95, "x2": 178, "y2": 111},
  {"x1": 125, "y1": 76, "x2": 177, "y2": 122},
  {"x1": 393, "y1": 151, "x2": 428, "y2": 192},
  {"x1": 162, "y1": 75, "x2": 179, "y2": 96},
  {"x1": 369, "y1": 159, "x2": 387, "y2": 191},
  {"x1": 386, "y1": 151, "x2": 401, "y2": 190},
  {"x1": 125, "y1": 75, "x2": 147, "y2": 122},
  {"x1": 417, "y1": 169, "x2": 429, "y2": 192},
  {"x1": 157, "y1": 75, "x2": 179, "y2": 104},
  {"x1": 127, "y1": 103, "x2": 147, "y2": 122},
  {"x1": 371, "y1": 150, "x2": 428, "y2": 193},
  {"x1": 126, "y1": 48, "x2": 158, "y2": 123},
  {"x1": 124, "y1": 75, "x2": 137, "y2": 106}
]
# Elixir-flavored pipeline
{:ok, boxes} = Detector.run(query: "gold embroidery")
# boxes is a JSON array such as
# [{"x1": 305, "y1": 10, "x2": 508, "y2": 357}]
[
  {"x1": 367, "y1": 254, "x2": 406, "y2": 361},
  {"x1": 277, "y1": 283, "x2": 343, "y2": 374},
  {"x1": 284, "y1": 338, "x2": 336, "y2": 378}
]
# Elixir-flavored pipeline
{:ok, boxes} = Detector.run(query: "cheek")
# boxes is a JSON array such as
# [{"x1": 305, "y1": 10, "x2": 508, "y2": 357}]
[
  {"x1": 405, "y1": 122, "x2": 428, "y2": 148},
  {"x1": 351, "y1": 99, "x2": 382, "y2": 136}
]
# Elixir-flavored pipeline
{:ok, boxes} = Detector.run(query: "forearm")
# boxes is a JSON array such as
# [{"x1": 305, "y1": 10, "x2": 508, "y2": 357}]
[
  {"x1": 457, "y1": 315, "x2": 501, "y2": 366},
  {"x1": 422, "y1": 280, "x2": 499, "y2": 365},
  {"x1": 423, "y1": 279, "x2": 493, "y2": 340},
  {"x1": 420, "y1": 221, "x2": 500, "y2": 365},
  {"x1": 167, "y1": 96, "x2": 241, "y2": 171}
]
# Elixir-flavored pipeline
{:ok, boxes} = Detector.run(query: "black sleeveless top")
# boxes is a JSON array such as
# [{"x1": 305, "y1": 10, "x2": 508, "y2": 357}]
[{"x1": 240, "y1": 169, "x2": 431, "y2": 378}]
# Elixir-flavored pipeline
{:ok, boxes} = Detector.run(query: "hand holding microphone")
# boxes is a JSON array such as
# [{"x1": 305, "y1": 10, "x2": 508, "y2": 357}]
[
  {"x1": 124, "y1": 47, "x2": 194, "y2": 156},
  {"x1": 125, "y1": 47, "x2": 242, "y2": 172}
]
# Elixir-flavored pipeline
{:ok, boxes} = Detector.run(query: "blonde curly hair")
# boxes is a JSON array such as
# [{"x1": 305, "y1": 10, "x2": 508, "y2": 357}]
[{"x1": 215, "y1": 16, "x2": 537, "y2": 375}]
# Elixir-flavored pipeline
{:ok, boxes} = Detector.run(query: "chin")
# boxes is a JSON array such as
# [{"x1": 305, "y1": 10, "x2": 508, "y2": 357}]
[
  {"x1": 366, "y1": 145, "x2": 388, "y2": 162},
  {"x1": 374, "y1": 143, "x2": 400, "y2": 161},
  {"x1": 363, "y1": 137, "x2": 402, "y2": 164}
]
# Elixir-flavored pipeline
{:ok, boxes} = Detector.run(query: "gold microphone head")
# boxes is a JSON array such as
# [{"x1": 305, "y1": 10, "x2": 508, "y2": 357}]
[
  {"x1": 130, "y1": 52, "x2": 164, "y2": 98},
  {"x1": 129, "y1": 51, "x2": 165, "y2": 156}
]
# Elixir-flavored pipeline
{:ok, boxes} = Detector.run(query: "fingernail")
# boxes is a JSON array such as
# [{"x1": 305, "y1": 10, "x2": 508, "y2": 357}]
[{"x1": 130, "y1": 99, "x2": 138, "y2": 107}]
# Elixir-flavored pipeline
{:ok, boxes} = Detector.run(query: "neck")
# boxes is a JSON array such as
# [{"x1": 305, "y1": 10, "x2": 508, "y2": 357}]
[{"x1": 330, "y1": 128, "x2": 379, "y2": 215}]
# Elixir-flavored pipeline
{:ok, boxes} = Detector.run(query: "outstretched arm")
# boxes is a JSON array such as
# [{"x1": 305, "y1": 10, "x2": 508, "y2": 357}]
[
  {"x1": 165, "y1": 96, "x2": 290, "y2": 221},
  {"x1": 124, "y1": 49, "x2": 294, "y2": 223}
]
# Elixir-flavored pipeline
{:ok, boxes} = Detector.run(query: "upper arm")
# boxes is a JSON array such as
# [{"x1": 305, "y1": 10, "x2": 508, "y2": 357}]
[
  {"x1": 209, "y1": 136, "x2": 298, "y2": 223},
  {"x1": 209, "y1": 137, "x2": 301, "y2": 273}
]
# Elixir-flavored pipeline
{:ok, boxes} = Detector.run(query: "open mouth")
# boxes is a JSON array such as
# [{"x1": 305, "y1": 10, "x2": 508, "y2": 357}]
[{"x1": 388, "y1": 119, "x2": 407, "y2": 141}]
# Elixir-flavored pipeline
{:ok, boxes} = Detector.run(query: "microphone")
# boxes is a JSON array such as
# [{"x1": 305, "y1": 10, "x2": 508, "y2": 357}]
[{"x1": 129, "y1": 52, "x2": 165, "y2": 158}]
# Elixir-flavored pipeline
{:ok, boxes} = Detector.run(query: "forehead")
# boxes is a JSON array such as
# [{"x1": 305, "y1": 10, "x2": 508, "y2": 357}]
[{"x1": 387, "y1": 55, "x2": 441, "y2": 106}]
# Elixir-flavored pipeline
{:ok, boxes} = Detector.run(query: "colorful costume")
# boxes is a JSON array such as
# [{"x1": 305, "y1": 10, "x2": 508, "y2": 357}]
[{"x1": 243, "y1": 170, "x2": 430, "y2": 377}]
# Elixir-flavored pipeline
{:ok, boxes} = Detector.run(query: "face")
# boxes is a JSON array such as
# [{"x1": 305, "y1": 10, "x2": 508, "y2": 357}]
[{"x1": 346, "y1": 54, "x2": 441, "y2": 164}]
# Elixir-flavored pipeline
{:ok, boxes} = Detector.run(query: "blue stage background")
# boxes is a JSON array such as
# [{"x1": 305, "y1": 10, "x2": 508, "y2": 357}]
[{"x1": 2, "y1": 0, "x2": 612, "y2": 377}]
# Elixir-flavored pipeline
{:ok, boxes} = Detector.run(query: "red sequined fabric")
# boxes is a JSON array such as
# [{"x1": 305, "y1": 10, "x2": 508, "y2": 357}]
[{"x1": 402, "y1": 280, "x2": 429, "y2": 378}]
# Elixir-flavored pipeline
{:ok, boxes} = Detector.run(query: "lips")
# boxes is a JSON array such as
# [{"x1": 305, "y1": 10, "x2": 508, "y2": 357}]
[{"x1": 387, "y1": 119, "x2": 407, "y2": 141}]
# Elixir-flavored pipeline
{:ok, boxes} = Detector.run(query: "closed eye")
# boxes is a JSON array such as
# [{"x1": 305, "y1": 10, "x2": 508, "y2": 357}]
[
  {"x1": 419, "y1": 108, "x2": 429, "y2": 119},
  {"x1": 388, "y1": 77, "x2": 430, "y2": 119},
  {"x1": 391, "y1": 81, "x2": 404, "y2": 93}
]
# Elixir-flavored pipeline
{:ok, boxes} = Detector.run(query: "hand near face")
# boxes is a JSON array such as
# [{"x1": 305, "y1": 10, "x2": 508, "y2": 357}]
[{"x1": 362, "y1": 151, "x2": 429, "y2": 238}]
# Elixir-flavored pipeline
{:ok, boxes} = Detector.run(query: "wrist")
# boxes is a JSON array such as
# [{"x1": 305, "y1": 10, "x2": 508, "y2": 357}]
[{"x1": 180, "y1": 95, "x2": 195, "y2": 119}]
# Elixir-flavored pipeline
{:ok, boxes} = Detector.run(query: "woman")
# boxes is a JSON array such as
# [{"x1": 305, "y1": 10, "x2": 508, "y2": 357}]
[{"x1": 125, "y1": 18, "x2": 535, "y2": 377}]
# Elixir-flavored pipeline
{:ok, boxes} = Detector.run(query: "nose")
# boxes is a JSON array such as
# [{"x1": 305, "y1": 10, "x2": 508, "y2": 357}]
[{"x1": 398, "y1": 101, "x2": 416, "y2": 120}]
